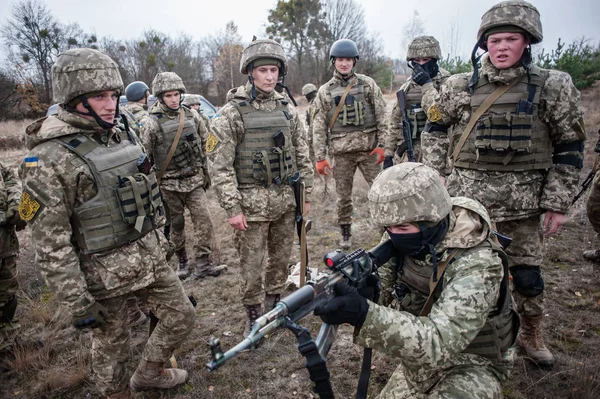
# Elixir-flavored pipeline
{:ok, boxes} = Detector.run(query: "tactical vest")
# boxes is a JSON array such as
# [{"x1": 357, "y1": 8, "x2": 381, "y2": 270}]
[
  {"x1": 54, "y1": 131, "x2": 163, "y2": 255},
  {"x1": 233, "y1": 99, "x2": 298, "y2": 188},
  {"x1": 151, "y1": 107, "x2": 204, "y2": 178},
  {"x1": 395, "y1": 242, "x2": 517, "y2": 363},
  {"x1": 0, "y1": 175, "x2": 18, "y2": 257},
  {"x1": 327, "y1": 76, "x2": 377, "y2": 136},
  {"x1": 454, "y1": 66, "x2": 552, "y2": 171}
]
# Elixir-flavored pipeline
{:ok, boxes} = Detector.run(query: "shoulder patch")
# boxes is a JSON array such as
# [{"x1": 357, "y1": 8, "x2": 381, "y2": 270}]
[
  {"x1": 206, "y1": 132, "x2": 220, "y2": 153},
  {"x1": 19, "y1": 191, "x2": 43, "y2": 222},
  {"x1": 427, "y1": 105, "x2": 442, "y2": 123}
]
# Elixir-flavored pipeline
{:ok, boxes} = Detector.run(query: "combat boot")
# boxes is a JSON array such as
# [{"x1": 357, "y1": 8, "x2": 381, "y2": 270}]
[
  {"x1": 264, "y1": 294, "x2": 281, "y2": 312},
  {"x1": 517, "y1": 315, "x2": 554, "y2": 369},
  {"x1": 107, "y1": 388, "x2": 134, "y2": 399},
  {"x1": 126, "y1": 298, "x2": 148, "y2": 328},
  {"x1": 130, "y1": 359, "x2": 188, "y2": 391},
  {"x1": 175, "y1": 247, "x2": 190, "y2": 280},
  {"x1": 192, "y1": 254, "x2": 227, "y2": 280},
  {"x1": 243, "y1": 304, "x2": 262, "y2": 338},
  {"x1": 583, "y1": 249, "x2": 600, "y2": 262},
  {"x1": 340, "y1": 224, "x2": 352, "y2": 250}
]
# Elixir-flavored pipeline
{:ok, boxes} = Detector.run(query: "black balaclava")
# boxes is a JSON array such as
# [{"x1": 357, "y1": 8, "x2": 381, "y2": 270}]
[{"x1": 409, "y1": 58, "x2": 440, "y2": 79}]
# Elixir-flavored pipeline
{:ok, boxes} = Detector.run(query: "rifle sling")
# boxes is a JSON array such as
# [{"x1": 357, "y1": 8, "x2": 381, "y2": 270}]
[
  {"x1": 295, "y1": 324, "x2": 335, "y2": 399},
  {"x1": 451, "y1": 78, "x2": 520, "y2": 162},
  {"x1": 157, "y1": 108, "x2": 186, "y2": 184},
  {"x1": 419, "y1": 249, "x2": 462, "y2": 317},
  {"x1": 328, "y1": 83, "x2": 353, "y2": 131}
]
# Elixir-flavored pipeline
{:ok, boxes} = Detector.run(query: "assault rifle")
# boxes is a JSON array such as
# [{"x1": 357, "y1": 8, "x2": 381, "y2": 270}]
[
  {"x1": 207, "y1": 240, "x2": 395, "y2": 399},
  {"x1": 395, "y1": 89, "x2": 416, "y2": 162},
  {"x1": 572, "y1": 156, "x2": 600, "y2": 205}
]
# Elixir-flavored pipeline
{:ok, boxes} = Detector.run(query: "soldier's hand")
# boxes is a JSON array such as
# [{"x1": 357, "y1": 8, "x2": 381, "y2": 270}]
[
  {"x1": 72, "y1": 302, "x2": 109, "y2": 329},
  {"x1": 314, "y1": 282, "x2": 369, "y2": 327},
  {"x1": 6, "y1": 207, "x2": 26, "y2": 231},
  {"x1": 229, "y1": 213, "x2": 248, "y2": 231},
  {"x1": 383, "y1": 156, "x2": 394, "y2": 169},
  {"x1": 369, "y1": 147, "x2": 385, "y2": 164},
  {"x1": 412, "y1": 63, "x2": 432, "y2": 86},
  {"x1": 543, "y1": 211, "x2": 567, "y2": 236},
  {"x1": 316, "y1": 160, "x2": 332, "y2": 176}
]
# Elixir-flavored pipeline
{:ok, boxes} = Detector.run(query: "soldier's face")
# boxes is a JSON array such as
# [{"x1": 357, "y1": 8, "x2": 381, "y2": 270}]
[
  {"x1": 76, "y1": 90, "x2": 118, "y2": 123},
  {"x1": 387, "y1": 224, "x2": 421, "y2": 234},
  {"x1": 251, "y1": 65, "x2": 279, "y2": 93},
  {"x1": 334, "y1": 57, "x2": 354, "y2": 75},
  {"x1": 412, "y1": 57, "x2": 432, "y2": 65},
  {"x1": 162, "y1": 90, "x2": 181, "y2": 109},
  {"x1": 190, "y1": 104, "x2": 200, "y2": 110},
  {"x1": 486, "y1": 32, "x2": 529, "y2": 69}
]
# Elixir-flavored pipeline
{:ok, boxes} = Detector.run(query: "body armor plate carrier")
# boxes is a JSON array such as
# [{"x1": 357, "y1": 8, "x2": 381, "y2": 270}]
[{"x1": 327, "y1": 75, "x2": 377, "y2": 136}]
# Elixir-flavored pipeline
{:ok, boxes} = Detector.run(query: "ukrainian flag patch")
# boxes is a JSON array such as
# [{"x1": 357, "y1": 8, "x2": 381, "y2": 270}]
[{"x1": 24, "y1": 156, "x2": 39, "y2": 167}]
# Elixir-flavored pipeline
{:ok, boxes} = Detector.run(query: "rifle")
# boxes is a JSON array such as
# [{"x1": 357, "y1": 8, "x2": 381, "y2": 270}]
[
  {"x1": 294, "y1": 178, "x2": 312, "y2": 286},
  {"x1": 395, "y1": 89, "x2": 416, "y2": 162},
  {"x1": 572, "y1": 156, "x2": 600, "y2": 205},
  {"x1": 207, "y1": 240, "x2": 395, "y2": 398}
]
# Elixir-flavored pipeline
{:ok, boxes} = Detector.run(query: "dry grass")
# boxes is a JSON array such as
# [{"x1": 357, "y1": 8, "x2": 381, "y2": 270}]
[{"x1": 0, "y1": 119, "x2": 32, "y2": 151}]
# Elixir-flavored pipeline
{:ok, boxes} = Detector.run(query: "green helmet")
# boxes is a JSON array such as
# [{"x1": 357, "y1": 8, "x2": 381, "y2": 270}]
[
  {"x1": 301, "y1": 84, "x2": 317, "y2": 96},
  {"x1": 52, "y1": 48, "x2": 123, "y2": 105},
  {"x1": 240, "y1": 38, "x2": 287, "y2": 75},
  {"x1": 151, "y1": 72, "x2": 186, "y2": 96},
  {"x1": 477, "y1": 0, "x2": 543, "y2": 50},
  {"x1": 182, "y1": 94, "x2": 201, "y2": 106},
  {"x1": 368, "y1": 163, "x2": 452, "y2": 227},
  {"x1": 406, "y1": 36, "x2": 442, "y2": 61}
]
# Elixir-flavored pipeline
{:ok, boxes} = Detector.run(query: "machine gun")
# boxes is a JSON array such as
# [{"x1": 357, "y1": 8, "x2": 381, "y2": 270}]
[{"x1": 207, "y1": 240, "x2": 395, "y2": 399}]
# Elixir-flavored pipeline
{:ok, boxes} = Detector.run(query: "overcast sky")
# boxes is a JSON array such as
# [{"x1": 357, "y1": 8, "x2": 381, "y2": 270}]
[{"x1": 2, "y1": 0, "x2": 599, "y2": 60}]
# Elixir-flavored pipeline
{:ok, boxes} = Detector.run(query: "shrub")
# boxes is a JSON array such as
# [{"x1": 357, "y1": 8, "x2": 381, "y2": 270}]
[{"x1": 536, "y1": 38, "x2": 600, "y2": 89}]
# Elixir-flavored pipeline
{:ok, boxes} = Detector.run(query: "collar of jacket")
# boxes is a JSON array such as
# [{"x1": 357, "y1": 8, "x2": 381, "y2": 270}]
[{"x1": 481, "y1": 55, "x2": 527, "y2": 85}]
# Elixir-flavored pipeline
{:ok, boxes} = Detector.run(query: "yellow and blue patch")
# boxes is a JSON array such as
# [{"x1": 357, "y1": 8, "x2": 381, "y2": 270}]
[{"x1": 24, "y1": 156, "x2": 39, "y2": 167}]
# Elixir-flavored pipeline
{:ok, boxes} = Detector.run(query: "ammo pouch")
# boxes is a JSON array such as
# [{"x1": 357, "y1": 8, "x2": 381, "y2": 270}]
[
  {"x1": 475, "y1": 112, "x2": 533, "y2": 154},
  {"x1": 116, "y1": 173, "x2": 163, "y2": 232},
  {"x1": 170, "y1": 131, "x2": 201, "y2": 176},
  {"x1": 407, "y1": 105, "x2": 427, "y2": 139},
  {"x1": 335, "y1": 94, "x2": 366, "y2": 126}
]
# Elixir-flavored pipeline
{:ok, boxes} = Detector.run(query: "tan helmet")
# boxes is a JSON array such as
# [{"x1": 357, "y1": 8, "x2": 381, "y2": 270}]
[
  {"x1": 477, "y1": 0, "x2": 543, "y2": 50},
  {"x1": 301, "y1": 84, "x2": 317, "y2": 96},
  {"x1": 368, "y1": 163, "x2": 452, "y2": 227},
  {"x1": 182, "y1": 94, "x2": 201, "y2": 106},
  {"x1": 240, "y1": 38, "x2": 287, "y2": 75},
  {"x1": 52, "y1": 48, "x2": 123, "y2": 105},
  {"x1": 151, "y1": 72, "x2": 186, "y2": 96},
  {"x1": 406, "y1": 36, "x2": 442, "y2": 61}
]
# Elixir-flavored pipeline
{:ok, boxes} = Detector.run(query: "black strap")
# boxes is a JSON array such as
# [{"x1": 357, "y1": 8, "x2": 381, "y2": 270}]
[{"x1": 355, "y1": 348, "x2": 372, "y2": 399}]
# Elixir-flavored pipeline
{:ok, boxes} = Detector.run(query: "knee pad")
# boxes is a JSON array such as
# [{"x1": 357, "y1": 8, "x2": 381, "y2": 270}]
[
  {"x1": 510, "y1": 265, "x2": 544, "y2": 297},
  {"x1": 172, "y1": 215, "x2": 185, "y2": 233}
]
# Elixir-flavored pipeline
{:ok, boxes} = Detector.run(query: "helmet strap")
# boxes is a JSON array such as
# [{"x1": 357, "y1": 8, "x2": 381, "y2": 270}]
[
  {"x1": 276, "y1": 75, "x2": 297, "y2": 106},
  {"x1": 65, "y1": 95, "x2": 118, "y2": 130},
  {"x1": 468, "y1": 42, "x2": 486, "y2": 94}
]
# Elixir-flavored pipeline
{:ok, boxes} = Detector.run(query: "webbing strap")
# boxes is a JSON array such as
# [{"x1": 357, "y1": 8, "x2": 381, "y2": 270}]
[
  {"x1": 157, "y1": 109, "x2": 185, "y2": 183},
  {"x1": 420, "y1": 249, "x2": 462, "y2": 317},
  {"x1": 355, "y1": 348, "x2": 372, "y2": 399},
  {"x1": 328, "y1": 83, "x2": 353, "y2": 131},
  {"x1": 125, "y1": 175, "x2": 145, "y2": 232}
]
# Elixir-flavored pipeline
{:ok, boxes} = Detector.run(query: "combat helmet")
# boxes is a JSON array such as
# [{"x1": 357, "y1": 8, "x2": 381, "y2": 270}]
[
  {"x1": 125, "y1": 81, "x2": 149, "y2": 102},
  {"x1": 406, "y1": 36, "x2": 442, "y2": 61},
  {"x1": 240, "y1": 38, "x2": 287, "y2": 76},
  {"x1": 477, "y1": 0, "x2": 543, "y2": 50},
  {"x1": 301, "y1": 83, "x2": 317, "y2": 96},
  {"x1": 182, "y1": 94, "x2": 201, "y2": 107},
  {"x1": 151, "y1": 72, "x2": 186, "y2": 97},
  {"x1": 368, "y1": 163, "x2": 452, "y2": 228},
  {"x1": 329, "y1": 39, "x2": 359, "y2": 63},
  {"x1": 52, "y1": 48, "x2": 123, "y2": 105}
]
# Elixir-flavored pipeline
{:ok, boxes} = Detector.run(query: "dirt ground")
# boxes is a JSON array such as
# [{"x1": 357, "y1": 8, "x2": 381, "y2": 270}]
[{"x1": 1, "y1": 84, "x2": 599, "y2": 399}]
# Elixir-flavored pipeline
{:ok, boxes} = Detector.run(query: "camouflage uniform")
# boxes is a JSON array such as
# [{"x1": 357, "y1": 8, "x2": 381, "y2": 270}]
[
  {"x1": 141, "y1": 72, "x2": 223, "y2": 280},
  {"x1": 421, "y1": 1, "x2": 585, "y2": 368},
  {"x1": 312, "y1": 70, "x2": 387, "y2": 227},
  {"x1": 386, "y1": 36, "x2": 451, "y2": 164},
  {"x1": 0, "y1": 163, "x2": 23, "y2": 350},
  {"x1": 122, "y1": 102, "x2": 148, "y2": 126},
  {"x1": 302, "y1": 83, "x2": 319, "y2": 164},
  {"x1": 584, "y1": 163, "x2": 600, "y2": 261},
  {"x1": 20, "y1": 49, "x2": 194, "y2": 396}
]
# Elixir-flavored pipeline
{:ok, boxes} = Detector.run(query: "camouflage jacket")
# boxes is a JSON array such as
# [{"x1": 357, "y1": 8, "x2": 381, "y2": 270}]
[
  {"x1": 0, "y1": 162, "x2": 21, "y2": 257},
  {"x1": 358, "y1": 197, "x2": 513, "y2": 394},
  {"x1": 19, "y1": 108, "x2": 170, "y2": 315},
  {"x1": 312, "y1": 70, "x2": 388, "y2": 160},
  {"x1": 385, "y1": 68, "x2": 450, "y2": 157},
  {"x1": 140, "y1": 102, "x2": 209, "y2": 193},
  {"x1": 122, "y1": 102, "x2": 149, "y2": 125},
  {"x1": 207, "y1": 83, "x2": 313, "y2": 221},
  {"x1": 421, "y1": 56, "x2": 585, "y2": 220}
]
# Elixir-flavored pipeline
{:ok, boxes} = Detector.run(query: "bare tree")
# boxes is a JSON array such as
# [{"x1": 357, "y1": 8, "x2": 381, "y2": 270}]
[
  {"x1": 442, "y1": 16, "x2": 462, "y2": 60},
  {"x1": 401, "y1": 10, "x2": 426, "y2": 53}
]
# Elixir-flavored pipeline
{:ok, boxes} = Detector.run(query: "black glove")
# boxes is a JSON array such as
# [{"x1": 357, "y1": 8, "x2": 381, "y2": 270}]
[
  {"x1": 314, "y1": 282, "x2": 369, "y2": 327},
  {"x1": 411, "y1": 63, "x2": 432, "y2": 86},
  {"x1": 6, "y1": 207, "x2": 27, "y2": 231},
  {"x1": 383, "y1": 156, "x2": 394, "y2": 169},
  {"x1": 72, "y1": 302, "x2": 109, "y2": 329},
  {"x1": 358, "y1": 274, "x2": 381, "y2": 303}
]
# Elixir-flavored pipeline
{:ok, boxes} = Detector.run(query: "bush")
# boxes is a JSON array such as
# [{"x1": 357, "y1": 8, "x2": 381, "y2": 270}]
[
  {"x1": 439, "y1": 54, "x2": 472, "y2": 75},
  {"x1": 536, "y1": 38, "x2": 600, "y2": 89}
]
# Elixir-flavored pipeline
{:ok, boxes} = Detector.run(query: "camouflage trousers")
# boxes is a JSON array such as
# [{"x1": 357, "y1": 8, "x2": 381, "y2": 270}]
[
  {"x1": 586, "y1": 172, "x2": 600, "y2": 234},
  {"x1": 332, "y1": 150, "x2": 381, "y2": 225},
  {"x1": 234, "y1": 211, "x2": 295, "y2": 306},
  {"x1": 91, "y1": 263, "x2": 195, "y2": 395},
  {"x1": 377, "y1": 364, "x2": 503, "y2": 399},
  {"x1": 0, "y1": 256, "x2": 18, "y2": 343},
  {"x1": 161, "y1": 186, "x2": 214, "y2": 258},
  {"x1": 496, "y1": 215, "x2": 545, "y2": 317}
]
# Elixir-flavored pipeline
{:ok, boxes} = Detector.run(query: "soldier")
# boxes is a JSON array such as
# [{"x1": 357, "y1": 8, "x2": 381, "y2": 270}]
[
  {"x1": 122, "y1": 81, "x2": 150, "y2": 126},
  {"x1": 19, "y1": 48, "x2": 195, "y2": 398},
  {"x1": 583, "y1": 138, "x2": 600, "y2": 261},
  {"x1": 207, "y1": 38, "x2": 313, "y2": 337},
  {"x1": 419, "y1": 0, "x2": 585, "y2": 369},
  {"x1": 312, "y1": 39, "x2": 388, "y2": 249},
  {"x1": 182, "y1": 94, "x2": 211, "y2": 133},
  {"x1": 0, "y1": 163, "x2": 26, "y2": 352},
  {"x1": 314, "y1": 163, "x2": 517, "y2": 398},
  {"x1": 384, "y1": 36, "x2": 451, "y2": 168},
  {"x1": 141, "y1": 72, "x2": 226, "y2": 280},
  {"x1": 302, "y1": 83, "x2": 318, "y2": 164}
]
